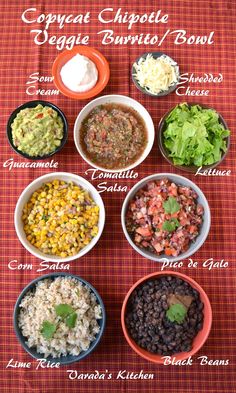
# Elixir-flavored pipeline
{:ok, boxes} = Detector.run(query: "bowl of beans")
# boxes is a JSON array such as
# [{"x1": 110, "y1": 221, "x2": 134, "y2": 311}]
[
  {"x1": 121, "y1": 173, "x2": 211, "y2": 262},
  {"x1": 14, "y1": 172, "x2": 105, "y2": 262},
  {"x1": 121, "y1": 271, "x2": 212, "y2": 364},
  {"x1": 73, "y1": 94, "x2": 155, "y2": 173}
]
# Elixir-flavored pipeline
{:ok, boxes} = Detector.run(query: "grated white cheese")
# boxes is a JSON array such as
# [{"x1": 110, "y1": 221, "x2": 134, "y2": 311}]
[{"x1": 133, "y1": 54, "x2": 179, "y2": 95}]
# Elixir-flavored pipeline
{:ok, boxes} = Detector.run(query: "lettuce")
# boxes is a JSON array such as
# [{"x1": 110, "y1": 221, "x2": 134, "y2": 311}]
[{"x1": 163, "y1": 103, "x2": 230, "y2": 166}]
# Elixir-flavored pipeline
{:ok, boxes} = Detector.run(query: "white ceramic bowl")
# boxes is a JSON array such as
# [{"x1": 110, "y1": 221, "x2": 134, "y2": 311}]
[
  {"x1": 73, "y1": 94, "x2": 155, "y2": 173},
  {"x1": 121, "y1": 173, "x2": 211, "y2": 263},
  {"x1": 14, "y1": 172, "x2": 105, "y2": 262}
]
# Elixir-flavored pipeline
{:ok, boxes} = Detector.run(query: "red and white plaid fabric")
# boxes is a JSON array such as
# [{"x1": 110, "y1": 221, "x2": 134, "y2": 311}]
[{"x1": 0, "y1": 1, "x2": 235, "y2": 392}]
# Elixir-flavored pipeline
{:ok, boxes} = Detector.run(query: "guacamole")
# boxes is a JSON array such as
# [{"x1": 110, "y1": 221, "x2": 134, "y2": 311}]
[{"x1": 11, "y1": 104, "x2": 64, "y2": 157}]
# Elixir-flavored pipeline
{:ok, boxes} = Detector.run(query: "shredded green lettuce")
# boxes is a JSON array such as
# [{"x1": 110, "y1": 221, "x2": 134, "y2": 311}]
[{"x1": 163, "y1": 103, "x2": 230, "y2": 166}]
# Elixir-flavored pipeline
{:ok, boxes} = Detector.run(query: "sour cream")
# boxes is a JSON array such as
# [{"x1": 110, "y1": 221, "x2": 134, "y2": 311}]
[{"x1": 60, "y1": 54, "x2": 98, "y2": 93}]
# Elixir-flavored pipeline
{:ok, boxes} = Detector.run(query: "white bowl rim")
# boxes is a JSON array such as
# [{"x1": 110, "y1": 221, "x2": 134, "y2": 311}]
[
  {"x1": 14, "y1": 172, "x2": 105, "y2": 262},
  {"x1": 121, "y1": 173, "x2": 211, "y2": 263},
  {"x1": 73, "y1": 94, "x2": 155, "y2": 173}
]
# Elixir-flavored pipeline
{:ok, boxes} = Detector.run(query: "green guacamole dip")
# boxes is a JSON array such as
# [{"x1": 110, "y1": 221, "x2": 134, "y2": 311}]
[{"x1": 11, "y1": 104, "x2": 64, "y2": 157}]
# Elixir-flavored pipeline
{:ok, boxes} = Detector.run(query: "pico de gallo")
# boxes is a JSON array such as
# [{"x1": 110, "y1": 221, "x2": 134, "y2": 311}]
[{"x1": 125, "y1": 178, "x2": 204, "y2": 257}]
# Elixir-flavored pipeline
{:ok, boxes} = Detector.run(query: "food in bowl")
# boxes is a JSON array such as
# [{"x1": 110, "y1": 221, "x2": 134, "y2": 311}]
[
  {"x1": 125, "y1": 275, "x2": 204, "y2": 356},
  {"x1": 125, "y1": 178, "x2": 204, "y2": 257},
  {"x1": 163, "y1": 103, "x2": 230, "y2": 166},
  {"x1": 60, "y1": 54, "x2": 98, "y2": 93},
  {"x1": 18, "y1": 276, "x2": 102, "y2": 358},
  {"x1": 11, "y1": 104, "x2": 64, "y2": 157},
  {"x1": 79, "y1": 103, "x2": 148, "y2": 170},
  {"x1": 52, "y1": 46, "x2": 110, "y2": 100},
  {"x1": 133, "y1": 53, "x2": 179, "y2": 95},
  {"x1": 22, "y1": 179, "x2": 99, "y2": 257}
]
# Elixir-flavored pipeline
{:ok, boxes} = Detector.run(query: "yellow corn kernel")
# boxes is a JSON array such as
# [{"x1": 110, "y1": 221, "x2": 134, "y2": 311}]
[
  {"x1": 22, "y1": 179, "x2": 99, "y2": 257},
  {"x1": 60, "y1": 252, "x2": 67, "y2": 257}
]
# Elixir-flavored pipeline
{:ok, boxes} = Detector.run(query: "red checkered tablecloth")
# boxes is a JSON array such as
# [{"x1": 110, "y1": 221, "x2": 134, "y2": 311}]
[{"x1": 0, "y1": 1, "x2": 236, "y2": 392}]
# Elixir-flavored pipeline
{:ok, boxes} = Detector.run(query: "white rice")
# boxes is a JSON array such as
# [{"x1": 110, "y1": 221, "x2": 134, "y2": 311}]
[{"x1": 18, "y1": 276, "x2": 102, "y2": 358}]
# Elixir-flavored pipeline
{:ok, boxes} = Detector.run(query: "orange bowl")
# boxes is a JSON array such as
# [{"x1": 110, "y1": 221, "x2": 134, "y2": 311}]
[
  {"x1": 121, "y1": 271, "x2": 212, "y2": 364},
  {"x1": 52, "y1": 46, "x2": 110, "y2": 100}
]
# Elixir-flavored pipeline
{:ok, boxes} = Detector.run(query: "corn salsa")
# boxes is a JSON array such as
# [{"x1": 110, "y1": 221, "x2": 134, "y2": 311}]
[{"x1": 22, "y1": 180, "x2": 99, "y2": 257}]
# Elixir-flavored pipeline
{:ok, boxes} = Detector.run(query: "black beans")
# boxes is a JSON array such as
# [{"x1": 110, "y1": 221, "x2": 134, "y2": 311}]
[{"x1": 125, "y1": 275, "x2": 204, "y2": 356}]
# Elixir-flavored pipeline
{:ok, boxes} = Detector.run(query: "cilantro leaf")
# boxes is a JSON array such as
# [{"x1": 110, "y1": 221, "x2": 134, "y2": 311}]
[
  {"x1": 41, "y1": 304, "x2": 77, "y2": 338},
  {"x1": 163, "y1": 197, "x2": 180, "y2": 214},
  {"x1": 41, "y1": 321, "x2": 57, "y2": 340},
  {"x1": 66, "y1": 312, "x2": 77, "y2": 328},
  {"x1": 166, "y1": 304, "x2": 187, "y2": 324},
  {"x1": 55, "y1": 304, "x2": 75, "y2": 318},
  {"x1": 162, "y1": 218, "x2": 180, "y2": 232}
]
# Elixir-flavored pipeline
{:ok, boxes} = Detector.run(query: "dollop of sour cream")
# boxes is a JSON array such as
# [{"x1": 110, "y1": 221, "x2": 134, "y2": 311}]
[{"x1": 60, "y1": 54, "x2": 98, "y2": 93}]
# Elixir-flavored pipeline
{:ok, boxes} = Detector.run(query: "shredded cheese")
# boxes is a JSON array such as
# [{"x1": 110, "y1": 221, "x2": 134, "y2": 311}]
[{"x1": 133, "y1": 54, "x2": 179, "y2": 95}]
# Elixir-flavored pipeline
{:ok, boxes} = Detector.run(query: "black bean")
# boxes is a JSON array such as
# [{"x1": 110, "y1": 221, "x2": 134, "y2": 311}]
[
  {"x1": 198, "y1": 302, "x2": 204, "y2": 311},
  {"x1": 190, "y1": 318, "x2": 197, "y2": 326},
  {"x1": 197, "y1": 322, "x2": 203, "y2": 331},
  {"x1": 155, "y1": 292, "x2": 161, "y2": 300},
  {"x1": 162, "y1": 302, "x2": 169, "y2": 310},
  {"x1": 125, "y1": 276, "x2": 204, "y2": 356},
  {"x1": 197, "y1": 313, "x2": 203, "y2": 322}
]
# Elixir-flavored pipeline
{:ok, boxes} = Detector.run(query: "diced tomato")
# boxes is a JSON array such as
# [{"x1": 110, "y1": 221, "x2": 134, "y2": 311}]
[
  {"x1": 168, "y1": 183, "x2": 178, "y2": 196},
  {"x1": 142, "y1": 241, "x2": 150, "y2": 247},
  {"x1": 196, "y1": 204, "x2": 204, "y2": 215},
  {"x1": 136, "y1": 227, "x2": 152, "y2": 237},
  {"x1": 148, "y1": 187, "x2": 161, "y2": 196},
  {"x1": 177, "y1": 230, "x2": 184, "y2": 238},
  {"x1": 165, "y1": 248, "x2": 174, "y2": 256},
  {"x1": 189, "y1": 225, "x2": 198, "y2": 234},
  {"x1": 148, "y1": 206, "x2": 158, "y2": 215},
  {"x1": 153, "y1": 243, "x2": 163, "y2": 253},
  {"x1": 134, "y1": 234, "x2": 142, "y2": 243},
  {"x1": 36, "y1": 113, "x2": 44, "y2": 119},
  {"x1": 180, "y1": 218, "x2": 190, "y2": 226},
  {"x1": 152, "y1": 215, "x2": 160, "y2": 225}
]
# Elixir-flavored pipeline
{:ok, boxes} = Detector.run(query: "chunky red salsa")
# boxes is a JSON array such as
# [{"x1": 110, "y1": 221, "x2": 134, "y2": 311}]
[
  {"x1": 125, "y1": 178, "x2": 204, "y2": 257},
  {"x1": 80, "y1": 103, "x2": 148, "y2": 170}
]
